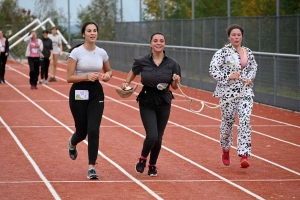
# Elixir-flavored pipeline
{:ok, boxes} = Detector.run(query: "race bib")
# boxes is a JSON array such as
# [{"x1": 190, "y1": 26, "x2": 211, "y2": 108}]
[
  {"x1": 75, "y1": 90, "x2": 89, "y2": 100},
  {"x1": 225, "y1": 56, "x2": 235, "y2": 66},
  {"x1": 31, "y1": 48, "x2": 38, "y2": 53}
]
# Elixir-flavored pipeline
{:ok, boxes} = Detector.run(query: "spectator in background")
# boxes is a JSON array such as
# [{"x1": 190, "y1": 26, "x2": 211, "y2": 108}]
[
  {"x1": 39, "y1": 30, "x2": 53, "y2": 85},
  {"x1": 24, "y1": 30, "x2": 43, "y2": 89},
  {"x1": 0, "y1": 30, "x2": 9, "y2": 84},
  {"x1": 48, "y1": 26, "x2": 62, "y2": 82}
]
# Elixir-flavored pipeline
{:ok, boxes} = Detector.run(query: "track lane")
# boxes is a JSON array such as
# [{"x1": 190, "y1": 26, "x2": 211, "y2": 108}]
[{"x1": 2, "y1": 60, "x2": 300, "y2": 199}]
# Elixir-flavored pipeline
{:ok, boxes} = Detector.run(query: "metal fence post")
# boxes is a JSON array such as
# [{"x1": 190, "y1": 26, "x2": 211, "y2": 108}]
[{"x1": 274, "y1": 55, "x2": 277, "y2": 106}]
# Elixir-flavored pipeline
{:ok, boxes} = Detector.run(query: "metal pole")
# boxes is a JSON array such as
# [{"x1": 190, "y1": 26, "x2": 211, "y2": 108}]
[
  {"x1": 227, "y1": 0, "x2": 230, "y2": 26},
  {"x1": 191, "y1": 0, "x2": 194, "y2": 19},
  {"x1": 68, "y1": 0, "x2": 70, "y2": 45},
  {"x1": 121, "y1": 0, "x2": 123, "y2": 22},
  {"x1": 139, "y1": 0, "x2": 142, "y2": 21},
  {"x1": 276, "y1": 0, "x2": 280, "y2": 53},
  {"x1": 191, "y1": 0, "x2": 194, "y2": 46},
  {"x1": 161, "y1": 0, "x2": 164, "y2": 20}
]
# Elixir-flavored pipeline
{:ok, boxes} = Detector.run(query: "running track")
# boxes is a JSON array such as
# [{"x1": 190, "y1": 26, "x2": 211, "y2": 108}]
[{"x1": 0, "y1": 59, "x2": 299, "y2": 200}]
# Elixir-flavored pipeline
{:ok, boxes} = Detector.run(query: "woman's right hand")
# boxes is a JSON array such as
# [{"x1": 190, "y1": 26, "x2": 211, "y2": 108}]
[
  {"x1": 229, "y1": 72, "x2": 240, "y2": 80},
  {"x1": 121, "y1": 82, "x2": 129, "y2": 90}
]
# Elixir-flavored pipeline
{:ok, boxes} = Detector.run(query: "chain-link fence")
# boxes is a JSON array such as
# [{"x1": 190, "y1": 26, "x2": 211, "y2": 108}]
[
  {"x1": 72, "y1": 39, "x2": 300, "y2": 112},
  {"x1": 115, "y1": 15, "x2": 300, "y2": 55}
]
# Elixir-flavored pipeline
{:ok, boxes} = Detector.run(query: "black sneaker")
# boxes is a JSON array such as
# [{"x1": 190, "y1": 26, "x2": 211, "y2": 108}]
[
  {"x1": 49, "y1": 77, "x2": 57, "y2": 82},
  {"x1": 68, "y1": 137, "x2": 77, "y2": 160},
  {"x1": 148, "y1": 165, "x2": 157, "y2": 177},
  {"x1": 87, "y1": 168, "x2": 98, "y2": 179},
  {"x1": 135, "y1": 157, "x2": 147, "y2": 173}
]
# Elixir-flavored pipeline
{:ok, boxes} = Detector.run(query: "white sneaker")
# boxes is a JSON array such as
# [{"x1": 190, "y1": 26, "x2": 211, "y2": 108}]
[{"x1": 43, "y1": 80, "x2": 48, "y2": 85}]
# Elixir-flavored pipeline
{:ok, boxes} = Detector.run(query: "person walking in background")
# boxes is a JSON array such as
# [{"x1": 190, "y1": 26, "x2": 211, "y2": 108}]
[
  {"x1": 121, "y1": 32, "x2": 181, "y2": 177},
  {"x1": 24, "y1": 30, "x2": 43, "y2": 89},
  {"x1": 66, "y1": 21, "x2": 113, "y2": 179},
  {"x1": 39, "y1": 30, "x2": 52, "y2": 85},
  {"x1": 0, "y1": 30, "x2": 9, "y2": 84},
  {"x1": 209, "y1": 24, "x2": 258, "y2": 168},
  {"x1": 48, "y1": 26, "x2": 62, "y2": 82}
]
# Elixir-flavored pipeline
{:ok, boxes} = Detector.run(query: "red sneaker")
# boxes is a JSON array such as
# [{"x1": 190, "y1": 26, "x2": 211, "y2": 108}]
[
  {"x1": 222, "y1": 149, "x2": 230, "y2": 166},
  {"x1": 240, "y1": 155, "x2": 250, "y2": 168}
]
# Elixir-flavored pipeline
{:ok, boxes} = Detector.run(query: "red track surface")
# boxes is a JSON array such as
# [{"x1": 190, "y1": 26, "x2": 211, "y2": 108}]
[{"x1": 0, "y1": 59, "x2": 299, "y2": 200}]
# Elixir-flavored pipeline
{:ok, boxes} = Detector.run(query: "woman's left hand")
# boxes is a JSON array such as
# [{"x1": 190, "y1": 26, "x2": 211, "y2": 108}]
[
  {"x1": 244, "y1": 78, "x2": 252, "y2": 86},
  {"x1": 101, "y1": 72, "x2": 111, "y2": 82},
  {"x1": 173, "y1": 74, "x2": 181, "y2": 84}
]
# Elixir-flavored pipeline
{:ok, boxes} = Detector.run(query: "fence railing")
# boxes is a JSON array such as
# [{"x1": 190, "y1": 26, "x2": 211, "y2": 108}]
[
  {"x1": 115, "y1": 15, "x2": 300, "y2": 55},
  {"x1": 72, "y1": 39, "x2": 300, "y2": 112}
]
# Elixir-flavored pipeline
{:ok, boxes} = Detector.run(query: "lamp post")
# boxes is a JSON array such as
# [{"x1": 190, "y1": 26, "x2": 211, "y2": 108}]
[{"x1": 68, "y1": 0, "x2": 71, "y2": 46}]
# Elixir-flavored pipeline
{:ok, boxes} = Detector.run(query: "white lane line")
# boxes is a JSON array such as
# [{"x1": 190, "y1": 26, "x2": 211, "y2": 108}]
[
  {"x1": 1, "y1": 178, "x2": 299, "y2": 184},
  {"x1": 103, "y1": 116, "x2": 265, "y2": 200},
  {"x1": 39, "y1": 62, "x2": 300, "y2": 128},
  {"x1": 103, "y1": 95, "x2": 300, "y2": 176},
  {"x1": 0, "y1": 117, "x2": 61, "y2": 200},
  {"x1": 7, "y1": 65, "x2": 265, "y2": 199},
  {"x1": 84, "y1": 77, "x2": 300, "y2": 147},
  {"x1": 6, "y1": 64, "x2": 300, "y2": 170},
  {"x1": 110, "y1": 72, "x2": 300, "y2": 129},
  {"x1": 16, "y1": 63, "x2": 300, "y2": 129},
  {"x1": 4, "y1": 82, "x2": 163, "y2": 200},
  {"x1": 0, "y1": 124, "x2": 291, "y2": 128}
]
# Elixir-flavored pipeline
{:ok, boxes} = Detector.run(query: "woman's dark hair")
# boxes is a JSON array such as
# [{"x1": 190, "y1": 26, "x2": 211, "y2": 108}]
[
  {"x1": 81, "y1": 21, "x2": 98, "y2": 34},
  {"x1": 69, "y1": 21, "x2": 99, "y2": 53},
  {"x1": 149, "y1": 32, "x2": 166, "y2": 43},
  {"x1": 227, "y1": 24, "x2": 244, "y2": 37}
]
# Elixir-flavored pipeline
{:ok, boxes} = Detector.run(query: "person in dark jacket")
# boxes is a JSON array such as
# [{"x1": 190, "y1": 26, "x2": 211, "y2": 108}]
[
  {"x1": 0, "y1": 30, "x2": 9, "y2": 84},
  {"x1": 39, "y1": 30, "x2": 53, "y2": 84}
]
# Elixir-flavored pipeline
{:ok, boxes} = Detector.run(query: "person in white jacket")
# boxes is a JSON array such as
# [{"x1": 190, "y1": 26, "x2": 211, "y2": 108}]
[
  {"x1": 209, "y1": 24, "x2": 257, "y2": 168},
  {"x1": 24, "y1": 30, "x2": 43, "y2": 89}
]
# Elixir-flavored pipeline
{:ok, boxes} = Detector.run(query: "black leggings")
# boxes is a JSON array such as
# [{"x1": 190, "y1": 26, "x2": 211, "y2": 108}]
[
  {"x1": 27, "y1": 57, "x2": 40, "y2": 86},
  {"x1": 40, "y1": 58, "x2": 50, "y2": 80},
  {"x1": 0, "y1": 52, "x2": 8, "y2": 81},
  {"x1": 69, "y1": 81, "x2": 105, "y2": 165},
  {"x1": 139, "y1": 102, "x2": 171, "y2": 165}
]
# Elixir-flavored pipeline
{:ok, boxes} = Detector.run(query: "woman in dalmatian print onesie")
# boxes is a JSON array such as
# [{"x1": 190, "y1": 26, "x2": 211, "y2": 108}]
[{"x1": 209, "y1": 24, "x2": 258, "y2": 168}]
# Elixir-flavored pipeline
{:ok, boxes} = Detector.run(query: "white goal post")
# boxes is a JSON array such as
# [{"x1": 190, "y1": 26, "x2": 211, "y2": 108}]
[{"x1": 9, "y1": 18, "x2": 71, "y2": 50}]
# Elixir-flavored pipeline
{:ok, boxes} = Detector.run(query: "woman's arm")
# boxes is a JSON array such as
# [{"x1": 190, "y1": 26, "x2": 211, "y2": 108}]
[
  {"x1": 122, "y1": 70, "x2": 136, "y2": 89},
  {"x1": 24, "y1": 35, "x2": 32, "y2": 43},
  {"x1": 66, "y1": 58, "x2": 90, "y2": 83},
  {"x1": 170, "y1": 74, "x2": 180, "y2": 90},
  {"x1": 101, "y1": 60, "x2": 113, "y2": 82}
]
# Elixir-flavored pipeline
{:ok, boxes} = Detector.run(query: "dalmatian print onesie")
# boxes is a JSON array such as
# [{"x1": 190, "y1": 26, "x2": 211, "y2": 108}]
[{"x1": 209, "y1": 43, "x2": 257, "y2": 157}]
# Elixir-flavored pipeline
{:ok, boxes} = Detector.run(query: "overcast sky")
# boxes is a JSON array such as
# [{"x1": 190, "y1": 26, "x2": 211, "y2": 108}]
[{"x1": 18, "y1": 0, "x2": 140, "y2": 25}]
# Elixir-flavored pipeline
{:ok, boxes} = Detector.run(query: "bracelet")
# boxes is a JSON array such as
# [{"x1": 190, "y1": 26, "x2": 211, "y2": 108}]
[{"x1": 86, "y1": 74, "x2": 89, "y2": 81}]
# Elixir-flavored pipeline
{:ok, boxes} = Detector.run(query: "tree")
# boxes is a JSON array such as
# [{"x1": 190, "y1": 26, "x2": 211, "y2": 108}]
[
  {"x1": 142, "y1": 0, "x2": 300, "y2": 20},
  {"x1": 76, "y1": 0, "x2": 116, "y2": 40},
  {"x1": 33, "y1": 0, "x2": 67, "y2": 31},
  {"x1": 0, "y1": 0, "x2": 38, "y2": 36},
  {"x1": 34, "y1": 0, "x2": 57, "y2": 21},
  {"x1": 142, "y1": 0, "x2": 227, "y2": 20}
]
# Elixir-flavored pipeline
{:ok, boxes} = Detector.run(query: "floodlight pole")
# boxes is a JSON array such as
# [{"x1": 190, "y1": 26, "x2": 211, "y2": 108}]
[
  {"x1": 276, "y1": 0, "x2": 280, "y2": 53},
  {"x1": 68, "y1": 0, "x2": 71, "y2": 46},
  {"x1": 227, "y1": 0, "x2": 230, "y2": 26}
]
